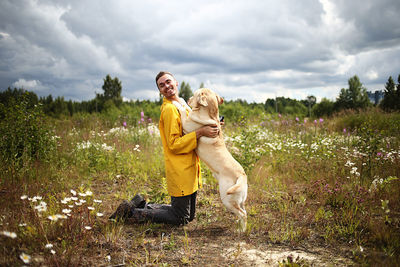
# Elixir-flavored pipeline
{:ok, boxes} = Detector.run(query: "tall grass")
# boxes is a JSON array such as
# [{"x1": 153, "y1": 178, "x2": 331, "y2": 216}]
[{"x1": 0, "y1": 108, "x2": 399, "y2": 265}]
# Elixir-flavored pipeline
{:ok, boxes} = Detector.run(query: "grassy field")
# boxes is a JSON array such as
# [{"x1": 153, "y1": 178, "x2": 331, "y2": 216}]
[{"x1": 1, "y1": 108, "x2": 399, "y2": 266}]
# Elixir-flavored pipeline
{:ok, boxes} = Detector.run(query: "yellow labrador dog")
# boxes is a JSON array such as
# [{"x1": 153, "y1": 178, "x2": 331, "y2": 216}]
[{"x1": 172, "y1": 88, "x2": 248, "y2": 231}]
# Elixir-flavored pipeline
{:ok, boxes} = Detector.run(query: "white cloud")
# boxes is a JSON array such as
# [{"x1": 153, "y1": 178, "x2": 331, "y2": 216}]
[{"x1": 13, "y1": 79, "x2": 42, "y2": 90}]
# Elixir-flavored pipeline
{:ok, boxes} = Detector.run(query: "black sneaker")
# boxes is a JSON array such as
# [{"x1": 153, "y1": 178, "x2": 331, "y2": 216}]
[
  {"x1": 130, "y1": 194, "x2": 146, "y2": 209},
  {"x1": 109, "y1": 200, "x2": 133, "y2": 221}
]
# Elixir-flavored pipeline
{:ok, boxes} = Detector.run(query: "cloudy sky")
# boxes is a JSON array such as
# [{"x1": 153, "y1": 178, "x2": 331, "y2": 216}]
[{"x1": 1, "y1": 0, "x2": 400, "y2": 103}]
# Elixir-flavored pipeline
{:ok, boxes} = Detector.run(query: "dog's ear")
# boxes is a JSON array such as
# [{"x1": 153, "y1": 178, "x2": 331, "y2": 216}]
[
  {"x1": 188, "y1": 96, "x2": 193, "y2": 107},
  {"x1": 216, "y1": 94, "x2": 224, "y2": 105},
  {"x1": 197, "y1": 92, "x2": 208, "y2": 107}
]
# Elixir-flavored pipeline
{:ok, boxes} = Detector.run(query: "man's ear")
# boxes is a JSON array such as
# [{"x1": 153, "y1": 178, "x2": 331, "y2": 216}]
[{"x1": 198, "y1": 92, "x2": 208, "y2": 106}]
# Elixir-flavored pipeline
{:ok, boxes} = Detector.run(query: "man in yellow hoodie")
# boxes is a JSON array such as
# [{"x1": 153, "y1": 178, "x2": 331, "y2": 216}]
[{"x1": 109, "y1": 71, "x2": 219, "y2": 225}]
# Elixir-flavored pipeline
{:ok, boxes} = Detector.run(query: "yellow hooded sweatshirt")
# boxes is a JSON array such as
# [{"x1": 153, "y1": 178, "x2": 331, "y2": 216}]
[{"x1": 159, "y1": 98, "x2": 202, "y2": 197}]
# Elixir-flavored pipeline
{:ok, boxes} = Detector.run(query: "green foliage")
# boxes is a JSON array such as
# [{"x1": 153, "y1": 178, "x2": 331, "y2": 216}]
[
  {"x1": 0, "y1": 94, "x2": 56, "y2": 175},
  {"x1": 178, "y1": 81, "x2": 193, "y2": 102},
  {"x1": 312, "y1": 98, "x2": 334, "y2": 117},
  {"x1": 380, "y1": 75, "x2": 400, "y2": 111},
  {"x1": 335, "y1": 75, "x2": 371, "y2": 111},
  {"x1": 97, "y1": 74, "x2": 123, "y2": 108},
  {"x1": 264, "y1": 97, "x2": 308, "y2": 116}
]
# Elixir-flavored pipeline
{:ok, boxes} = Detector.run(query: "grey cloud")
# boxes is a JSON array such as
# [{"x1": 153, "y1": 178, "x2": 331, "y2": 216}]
[{"x1": 1, "y1": 0, "x2": 400, "y2": 103}]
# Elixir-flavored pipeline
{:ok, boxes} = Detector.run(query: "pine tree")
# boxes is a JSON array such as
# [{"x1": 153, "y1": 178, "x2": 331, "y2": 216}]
[{"x1": 380, "y1": 76, "x2": 396, "y2": 111}]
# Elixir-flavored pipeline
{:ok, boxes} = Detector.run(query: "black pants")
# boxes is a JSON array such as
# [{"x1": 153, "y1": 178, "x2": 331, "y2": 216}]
[{"x1": 132, "y1": 191, "x2": 197, "y2": 226}]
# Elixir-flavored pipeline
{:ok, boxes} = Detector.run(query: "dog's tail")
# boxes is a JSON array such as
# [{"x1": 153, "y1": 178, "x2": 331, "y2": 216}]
[{"x1": 226, "y1": 175, "x2": 246, "y2": 195}]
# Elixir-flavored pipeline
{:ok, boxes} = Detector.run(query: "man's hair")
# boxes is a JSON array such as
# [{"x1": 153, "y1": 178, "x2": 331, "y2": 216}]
[{"x1": 155, "y1": 71, "x2": 174, "y2": 88}]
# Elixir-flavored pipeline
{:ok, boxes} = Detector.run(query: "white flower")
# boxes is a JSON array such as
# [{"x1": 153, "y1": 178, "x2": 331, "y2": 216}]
[
  {"x1": 30, "y1": 196, "x2": 42, "y2": 202},
  {"x1": 78, "y1": 192, "x2": 86, "y2": 197},
  {"x1": 20, "y1": 195, "x2": 28, "y2": 200},
  {"x1": 68, "y1": 205, "x2": 74, "y2": 208},
  {"x1": 51, "y1": 249, "x2": 56, "y2": 255},
  {"x1": 70, "y1": 189, "x2": 77, "y2": 196},
  {"x1": 45, "y1": 243, "x2": 53, "y2": 249},
  {"x1": 1, "y1": 231, "x2": 17, "y2": 239},
  {"x1": 85, "y1": 226, "x2": 92, "y2": 230},
  {"x1": 34, "y1": 201, "x2": 47, "y2": 213},
  {"x1": 75, "y1": 202, "x2": 82, "y2": 206},
  {"x1": 61, "y1": 197, "x2": 72, "y2": 204},
  {"x1": 48, "y1": 215, "x2": 59, "y2": 222},
  {"x1": 88, "y1": 207, "x2": 95, "y2": 211},
  {"x1": 79, "y1": 199, "x2": 86, "y2": 204},
  {"x1": 20, "y1": 253, "x2": 31, "y2": 264},
  {"x1": 62, "y1": 209, "x2": 71, "y2": 214},
  {"x1": 105, "y1": 255, "x2": 111, "y2": 262},
  {"x1": 71, "y1": 197, "x2": 78, "y2": 201},
  {"x1": 93, "y1": 199, "x2": 102, "y2": 203},
  {"x1": 19, "y1": 223, "x2": 27, "y2": 227},
  {"x1": 85, "y1": 190, "x2": 93, "y2": 196},
  {"x1": 56, "y1": 214, "x2": 67, "y2": 219},
  {"x1": 96, "y1": 213, "x2": 103, "y2": 217}
]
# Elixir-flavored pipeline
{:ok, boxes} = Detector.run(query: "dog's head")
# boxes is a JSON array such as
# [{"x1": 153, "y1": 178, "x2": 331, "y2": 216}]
[{"x1": 188, "y1": 88, "x2": 223, "y2": 121}]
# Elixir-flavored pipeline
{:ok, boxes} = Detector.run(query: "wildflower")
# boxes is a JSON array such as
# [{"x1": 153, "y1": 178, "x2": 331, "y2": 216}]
[
  {"x1": 377, "y1": 152, "x2": 382, "y2": 157},
  {"x1": 343, "y1": 128, "x2": 346, "y2": 133},
  {"x1": 45, "y1": 243, "x2": 53, "y2": 249},
  {"x1": 314, "y1": 119, "x2": 317, "y2": 124},
  {"x1": 85, "y1": 190, "x2": 93, "y2": 196},
  {"x1": 1, "y1": 231, "x2": 17, "y2": 239},
  {"x1": 141, "y1": 111, "x2": 144, "y2": 118},
  {"x1": 68, "y1": 205, "x2": 74, "y2": 208},
  {"x1": 295, "y1": 117, "x2": 299, "y2": 122},
  {"x1": 71, "y1": 189, "x2": 77, "y2": 196},
  {"x1": 34, "y1": 201, "x2": 47, "y2": 213},
  {"x1": 304, "y1": 118, "x2": 307, "y2": 123},
  {"x1": 62, "y1": 209, "x2": 71, "y2": 214},
  {"x1": 75, "y1": 202, "x2": 82, "y2": 206},
  {"x1": 56, "y1": 214, "x2": 67, "y2": 219},
  {"x1": 105, "y1": 255, "x2": 111, "y2": 262},
  {"x1": 78, "y1": 192, "x2": 87, "y2": 197},
  {"x1": 48, "y1": 215, "x2": 59, "y2": 222},
  {"x1": 20, "y1": 195, "x2": 28, "y2": 200},
  {"x1": 278, "y1": 113, "x2": 282, "y2": 118},
  {"x1": 85, "y1": 226, "x2": 92, "y2": 230},
  {"x1": 19, "y1": 223, "x2": 27, "y2": 227},
  {"x1": 96, "y1": 212, "x2": 103, "y2": 217},
  {"x1": 319, "y1": 118, "x2": 324, "y2": 123},
  {"x1": 94, "y1": 199, "x2": 102, "y2": 203},
  {"x1": 71, "y1": 197, "x2": 78, "y2": 201},
  {"x1": 79, "y1": 199, "x2": 86, "y2": 204},
  {"x1": 20, "y1": 253, "x2": 31, "y2": 264},
  {"x1": 148, "y1": 118, "x2": 152, "y2": 123},
  {"x1": 88, "y1": 207, "x2": 95, "y2": 211},
  {"x1": 359, "y1": 246, "x2": 364, "y2": 252},
  {"x1": 123, "y1": 121, "x2": 127, "y2": 127},
  {"x1": 30, "y1": 196, "x2": 42, "y2": 202},
  {"x1": 51, "y1": 249, "x2": 56, "y2": 255}
]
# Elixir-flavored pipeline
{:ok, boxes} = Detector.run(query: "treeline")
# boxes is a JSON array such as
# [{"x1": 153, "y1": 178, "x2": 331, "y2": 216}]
[{"x1": 1, "y1": 74, "x2": 399, "y2": 123}]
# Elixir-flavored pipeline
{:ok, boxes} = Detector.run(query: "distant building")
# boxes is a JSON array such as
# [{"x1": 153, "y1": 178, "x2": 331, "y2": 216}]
[{"x1": 367, "y1": 90, "x2": 384, "y2": 105}]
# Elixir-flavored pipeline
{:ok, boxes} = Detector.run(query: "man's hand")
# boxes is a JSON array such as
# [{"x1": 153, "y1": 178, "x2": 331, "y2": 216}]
[{"x1": 195, "y1": 125, "x2": 219, "y2": 139}]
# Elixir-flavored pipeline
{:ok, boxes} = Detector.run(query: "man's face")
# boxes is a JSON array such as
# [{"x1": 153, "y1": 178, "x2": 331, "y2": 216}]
[{"x1": 157, "y1": 74, "x2": 178, "y2": 100}]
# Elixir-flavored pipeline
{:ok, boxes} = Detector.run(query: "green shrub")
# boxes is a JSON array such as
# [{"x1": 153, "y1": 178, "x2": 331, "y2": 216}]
[{"x1": 0, "y1": 96, "x2": 56, "y2": 175}]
